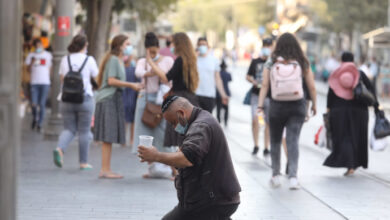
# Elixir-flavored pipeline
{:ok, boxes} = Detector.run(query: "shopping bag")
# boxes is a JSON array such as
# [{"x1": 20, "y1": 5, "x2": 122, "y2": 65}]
[
  {"x1": 323, "y1": 113, "x2": 333, "y2": 150},
  {"x1": 374, "y1": 110, "x2": 390, "y2": 138},
  {"x1": 148, "y1": 162, "x2": 172, "y2": 179},
  {"x1": 370, "y1": 131, "x2": 388, "y2": 151},
  {"x1": 314, "y1": 126, "x2": 326, "y2": 148}
]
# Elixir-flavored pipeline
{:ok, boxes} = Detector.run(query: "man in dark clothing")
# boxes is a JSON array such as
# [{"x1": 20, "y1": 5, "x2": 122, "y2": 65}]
[
  {"x1": 246, "y1": 37, "x2": 273, "y2": 156},
  {"x1": 138, "y1": 96, "x2": 241, "y2": 220}
]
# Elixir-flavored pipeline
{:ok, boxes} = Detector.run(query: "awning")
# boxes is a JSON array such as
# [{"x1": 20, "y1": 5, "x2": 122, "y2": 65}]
[{"x1": 362, "y1": 27, "x2": 390, "y2": 48}]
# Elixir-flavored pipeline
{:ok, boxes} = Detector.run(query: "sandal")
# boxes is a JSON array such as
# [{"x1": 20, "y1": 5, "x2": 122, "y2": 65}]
[
  {"x1": 344, "y1": 169, "x2": 355, "y2": 176},
  {"x1": 99, "y1": 171, "x2": 124, "y2": 179},
  {"x1": 53, "y1": 149, "x2": 63, "y2": 168},
  {"x1": 80, "y1": 164, "x2": 93, "y2": 171}
]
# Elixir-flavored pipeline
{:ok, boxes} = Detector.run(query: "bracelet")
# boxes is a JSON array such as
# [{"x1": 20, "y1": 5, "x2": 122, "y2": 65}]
[{"x1": 257, "y1": 106, "x2": 264, "y2": 109}]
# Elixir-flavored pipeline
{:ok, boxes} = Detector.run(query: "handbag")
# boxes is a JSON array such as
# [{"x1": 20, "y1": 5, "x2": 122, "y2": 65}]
[
  {"x1": 243, "y1": 89, "x2": 251, "y2": 105},
  {"x1": 374, "y1": 110, "x2": 390, "y2": 138},
  {"x1": 141, "y1": 64, "x2": 163, "y2": 128},
  {"x1": 354, "y1": 75, "x2": 376, "y2": 106}
]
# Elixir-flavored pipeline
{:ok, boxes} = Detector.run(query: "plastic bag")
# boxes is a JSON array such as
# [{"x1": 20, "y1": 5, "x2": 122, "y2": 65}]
[
  {"x1": 370, "y1": 131, "x2": 388, "y2": 151},
  {"x1": 314, "y1": 126, "x2": 326, "y2": 148},
  {"x1": 148, "y1": 162, "x2": 172, "y2": 179},
  {"x1": 156, "y1": 84, "x2": 171, "y2": 105}
]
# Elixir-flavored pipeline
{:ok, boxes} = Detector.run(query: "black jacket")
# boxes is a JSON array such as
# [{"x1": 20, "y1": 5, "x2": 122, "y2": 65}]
[{"x1": 175, "y1": 107, "x2": 241, "y2": 212}]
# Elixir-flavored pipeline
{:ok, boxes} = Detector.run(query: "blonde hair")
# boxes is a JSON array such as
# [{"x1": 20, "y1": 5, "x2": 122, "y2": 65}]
[
  {"x1": 97, "y1": 34, "x2": 128, "y2": 88},
  {"x1": 173, "y1": 32, "x2": 199, "y2": 93}
]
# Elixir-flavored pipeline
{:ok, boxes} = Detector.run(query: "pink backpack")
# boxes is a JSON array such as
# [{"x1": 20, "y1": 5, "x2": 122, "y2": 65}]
[{"x1": 270, "y1": 57, "x2": 304, "y2": 101}]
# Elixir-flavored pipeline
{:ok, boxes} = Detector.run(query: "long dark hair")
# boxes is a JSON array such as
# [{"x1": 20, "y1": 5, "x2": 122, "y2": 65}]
[
  {"x1": 97, "y1": 34, "x2": 128, "y2": 87},
  {"x1": 272, "y1": 33, "x2": 309, "y2": 75},
  {"x1": 67, "y1": 34, "x2": 87, "y2": 53}
]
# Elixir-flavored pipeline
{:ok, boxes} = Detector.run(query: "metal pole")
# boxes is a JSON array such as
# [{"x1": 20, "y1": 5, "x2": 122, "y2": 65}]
[
  {"x1": 0, "y1": 0, "x2": 21, "y2": 219},
  {"x1": 44, "y1": 0, "x2": 75, "y2": 140}
]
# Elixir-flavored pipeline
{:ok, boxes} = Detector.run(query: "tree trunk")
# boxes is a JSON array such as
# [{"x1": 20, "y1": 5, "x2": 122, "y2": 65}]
[
  {"x1": 91, "y1": 0, "x2": 114, "y2": 63},
  {"x1": 86, "y1": 0, "x2": 98, "y2": 56}
]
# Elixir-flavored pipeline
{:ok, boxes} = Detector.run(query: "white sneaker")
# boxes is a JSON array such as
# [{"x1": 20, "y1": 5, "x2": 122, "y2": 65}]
[
  {"x1": 289, "y1": 177, "x2": 300, "y2": 190},
  {"x1": 270, "y1": 175, "x2": 282, "y2": 188}
]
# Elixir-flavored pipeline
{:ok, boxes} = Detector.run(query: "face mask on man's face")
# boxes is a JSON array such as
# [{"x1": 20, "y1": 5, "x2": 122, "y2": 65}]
[
  {"x1": 198, "y1": 45, "x2": 208, "y2": 55},
  {"x1": 36, "y1": 47, "x2": 43, "y2": 53},
  {"x1": 174, "y1": 113, "x2": 188, "y2": 134}
]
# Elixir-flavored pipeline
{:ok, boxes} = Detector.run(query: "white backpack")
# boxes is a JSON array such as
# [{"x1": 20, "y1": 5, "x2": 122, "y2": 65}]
[{"x1": 270, "y1": 58, "x2": 304, "y2": 101}]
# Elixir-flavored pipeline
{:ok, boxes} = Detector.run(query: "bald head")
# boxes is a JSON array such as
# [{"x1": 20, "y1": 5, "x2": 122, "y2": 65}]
[{"x1": 162, "y1": 97, "x2": 194, "y2": 128}]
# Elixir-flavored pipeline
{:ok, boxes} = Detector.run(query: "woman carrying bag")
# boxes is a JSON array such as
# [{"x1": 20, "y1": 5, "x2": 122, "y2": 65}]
[
  {"x1": 53, "y1": 34, "x2": 98, "y2": 170},
  {"x1": 324, "y1": 52, "x2": 379, "y2": 176},
  {"x1": 133, "y1": 32, "x2": 174, "y2": 178}
]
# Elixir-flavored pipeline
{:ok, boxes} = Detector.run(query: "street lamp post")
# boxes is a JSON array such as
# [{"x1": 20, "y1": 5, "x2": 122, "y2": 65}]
[
  {"x1": 0, "y1": 0, "x2": 21, "y2": 219},
  {"x1": 44, "y1": 0, "x2": 75, "y2": 140}
]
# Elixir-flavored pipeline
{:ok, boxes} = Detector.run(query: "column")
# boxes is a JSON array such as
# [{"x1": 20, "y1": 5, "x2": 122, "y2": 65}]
[
  {"x1": 0, "y1": 0, "x2": 22, "y2": 219},
  {"x1": 44, "y1": 0, "x2": 75, "y2": 140}
]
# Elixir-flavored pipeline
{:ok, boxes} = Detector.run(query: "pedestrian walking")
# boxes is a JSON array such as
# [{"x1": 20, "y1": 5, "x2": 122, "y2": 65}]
[
  {"x1": 216, "y1": 60, "x2": 232, "y2": 126},
  {"x1": 151, "y1": 32, "x2": 199, "y2": 148},
  {"x1": 94, "y1": 34, "x2": 143, "y2": 179},
  {"x1": 122, "y1": 55, "x2": 139, "y2": 147},
  {"x1": 195, "y1": 37, "x2": 229, "y2": 113},
  {"x1": 246, "y1": 38, "x2": 273, "y2": 156},
  {"x1": 53, "y1": 34, "x2": 98, "y2": 170},
  {"x1": 323, "y1": 52, "x2": 378, "y2": 176},
  {"x1": 25, "y1": 38, "x2": 53, "y2": 131},
  {"x1": 138, "y1": 96, "x2": 241, "y2": 219},
  {"x1": 133, "y1": 32, "x2": 174, "y2": 178},
  {"x1": 257, "y1": 33, "x2": 317, "y2": 189}
]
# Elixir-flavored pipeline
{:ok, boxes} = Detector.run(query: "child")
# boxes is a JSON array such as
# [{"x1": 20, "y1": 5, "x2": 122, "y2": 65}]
[{"x1": 216, "y1": 60, "x2": 232, "y2": 126}]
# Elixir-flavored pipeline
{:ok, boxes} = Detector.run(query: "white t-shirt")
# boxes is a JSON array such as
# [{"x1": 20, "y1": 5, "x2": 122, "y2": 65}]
[
  {"x1": 25, "y1": 51, "x2": 53, "y2": 85},
  {"x1": 59, "y1": 53, "x2": 99, "y2": 97},
  {"x1": 196, "y1": 54, "x2": 220, "y2": 98}
]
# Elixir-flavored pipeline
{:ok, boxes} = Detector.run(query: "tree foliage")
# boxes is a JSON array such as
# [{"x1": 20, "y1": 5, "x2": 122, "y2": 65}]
[
  {"x1": 310, "y1": 0, "x2": 388, "y2": 34},
  {"x1": 171, "y1": 0, "x2": 274, "y2": 37}
]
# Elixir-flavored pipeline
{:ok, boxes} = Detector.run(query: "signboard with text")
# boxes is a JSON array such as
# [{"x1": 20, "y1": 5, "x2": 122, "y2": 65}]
[{"x1": 57, "y1": 16, "x2": 70, "y2": 36}]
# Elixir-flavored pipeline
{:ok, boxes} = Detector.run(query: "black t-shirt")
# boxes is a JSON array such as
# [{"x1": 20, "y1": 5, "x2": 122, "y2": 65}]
[
  {"x1": 166, "y1": 56, "x2": 189, "y2": 92},
  {"x1": 247, "y1": 58, "x2": 267, "y2": 94}
]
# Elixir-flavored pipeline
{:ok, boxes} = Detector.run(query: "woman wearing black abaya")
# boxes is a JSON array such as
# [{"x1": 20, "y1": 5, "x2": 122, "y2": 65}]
[{"x1": 324, "y1": 52, "x2": 378, "y2": 176}]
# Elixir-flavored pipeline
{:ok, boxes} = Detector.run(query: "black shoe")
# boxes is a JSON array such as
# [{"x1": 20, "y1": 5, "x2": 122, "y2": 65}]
[
  {"x1": 252, "y1": 146, "x2": 259, "y2": 155},
  {"x1": 31, "y1": 121, "x2": 36, "y2": 130},
  {"x1": 263, "y1": 148, "x2": 270, "y2": 157},
  {"x1": 37, "y1": 125, "x2": 41, "y2": 132}
]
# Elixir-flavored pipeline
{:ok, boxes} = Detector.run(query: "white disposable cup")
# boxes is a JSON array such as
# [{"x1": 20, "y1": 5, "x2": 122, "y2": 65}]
[{"x1": 139, "y1": 135, "x2": 154, "y2": 147}]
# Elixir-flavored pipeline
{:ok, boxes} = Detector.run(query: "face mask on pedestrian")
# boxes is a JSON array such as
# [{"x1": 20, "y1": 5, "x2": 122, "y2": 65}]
[
  {"x1": 261, "y1": 47, "x2": 271, "y2": 57},
  {"x1": 170, "y1": 47, "x2": 175, "y2": 54},
  {"x1": 198, "y1": 45, "x2": 208, "y2": 55},
  {"x1": 131, "y1": 60, "x2": 136, "y2": 67},
  {"x1": 174, "y1": 113, "x2": 188, "y2": 134},
  {"x1": 36, "y1": 47, "x2": 43, "y2": 53},
  {"x1": 123, "y1": 45, "x2": 133, "y2": 56},
  {"x1": 152, "y1": 54, "x2": 160, "y2": 62}
]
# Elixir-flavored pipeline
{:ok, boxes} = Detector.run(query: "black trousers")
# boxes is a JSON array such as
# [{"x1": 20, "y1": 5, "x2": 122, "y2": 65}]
[
  {"x1": 216, "y1": 96, "x2": 229, "y2": 124},
  {"x1": 197, "y1": 95, "x2": 216, "y2": 113},
  {"x1": 162, "y1": 203, "x2": 239, "y2": 220}
]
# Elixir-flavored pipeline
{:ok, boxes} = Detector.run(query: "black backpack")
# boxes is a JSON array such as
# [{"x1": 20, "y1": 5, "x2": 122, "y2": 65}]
[{"x1": 61, "y1": 56, "x2": 88, "y2": 104}]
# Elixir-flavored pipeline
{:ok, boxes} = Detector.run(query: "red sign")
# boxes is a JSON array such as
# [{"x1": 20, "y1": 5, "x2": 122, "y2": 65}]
[{"x1": 57, "y1": 16, "x2": 70, "y2": 36}]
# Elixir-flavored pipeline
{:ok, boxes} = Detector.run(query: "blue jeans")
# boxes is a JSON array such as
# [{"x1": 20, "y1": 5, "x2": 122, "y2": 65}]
[
  {"x1": 57, "y1": 96, "x2": 94, "y2": 164},
  {"x1": 30, "y1": 84, "x2": 50, "y2": 126}
]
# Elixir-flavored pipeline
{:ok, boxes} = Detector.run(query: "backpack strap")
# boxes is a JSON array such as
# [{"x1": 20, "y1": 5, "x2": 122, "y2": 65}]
[
  {"x1": 67, "y1": 55, "x2": 73, "y2": 72},
  {"x1": 78, "y1": 56, "x2": 89, "y2": 74}
]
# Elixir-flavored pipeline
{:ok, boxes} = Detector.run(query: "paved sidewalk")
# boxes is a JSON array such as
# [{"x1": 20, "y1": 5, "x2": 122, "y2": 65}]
[{"x1": 17, "y1": 63, "x2": 390, "y2": 220}]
